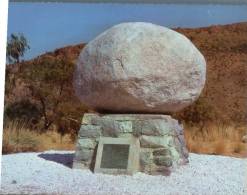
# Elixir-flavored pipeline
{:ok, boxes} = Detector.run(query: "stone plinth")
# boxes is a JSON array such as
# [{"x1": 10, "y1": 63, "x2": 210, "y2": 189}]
[{"x1": 73, "y1": 113, "x2": 189, "y2": 176}]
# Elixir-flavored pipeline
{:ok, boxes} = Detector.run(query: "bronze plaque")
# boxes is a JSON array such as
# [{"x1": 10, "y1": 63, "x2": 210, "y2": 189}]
[{"x1": 100, "y1": 144, "x2": 130, "y2": 169}]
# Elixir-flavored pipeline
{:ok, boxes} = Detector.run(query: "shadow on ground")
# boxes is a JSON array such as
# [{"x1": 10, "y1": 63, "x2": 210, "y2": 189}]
[{"x1": 38, "y1": 153, "x2": 75, "y2": 168}]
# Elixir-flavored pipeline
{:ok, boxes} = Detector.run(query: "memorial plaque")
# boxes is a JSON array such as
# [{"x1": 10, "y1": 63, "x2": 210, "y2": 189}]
[
  {"x1": 94, "y1": 137, "x2": 140, "y2": 175},
  {"x1": 100, "y1": 144, "x2": 130, "y2": 169}
]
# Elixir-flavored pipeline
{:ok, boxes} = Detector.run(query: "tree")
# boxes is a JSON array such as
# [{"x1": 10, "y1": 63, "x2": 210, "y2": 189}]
[
  {"x1": 4, "y1": 99, "x2": 41, "y2": 124},
  {"x1": 21, "y1": 55, "x2": 76, "y2": 130},
  {"x1": 6, "y1": 33, "x2": 30, "y2": 63}
]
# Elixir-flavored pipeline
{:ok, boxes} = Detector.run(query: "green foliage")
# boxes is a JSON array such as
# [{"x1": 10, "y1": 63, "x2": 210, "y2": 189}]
[
  {"x1": 24, "y1": 55, "x2": 74, "y2": 85},
  {"x1": 6, "y1": 33, "x2": 30, "y2": 63},
  {"x1": 4, "y1": 100, "x2": 41, "y2": 123},
  {"x1": 4, "y1": 41, "x2": 87, "y2": 135},
  {"x1": 20, "y1": 55, "x2": 79, "y2": 130}
]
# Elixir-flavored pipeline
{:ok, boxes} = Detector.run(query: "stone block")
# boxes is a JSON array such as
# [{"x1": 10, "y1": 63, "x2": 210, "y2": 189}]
[
  {"x1": 140, "y1": 135, "x2": 172, "y2": 148},
  {"x1": 74, "y1": 148, "x2": 94, "y2": 161},
  {"x1": 77, "y1": 138, "x2": 96, "y2": 149},
  {"x1": 82, "y1": 113, "x2": 100, "y2": 124},
  {"x1": 100, "y1": 119, "x2": 121, "y2": 137},
  {"x1": 168, "y1": 146, "x2": 180, "y2": 160},
  {"x1": 140, "y1": 148, "x2": 153, "y2": 167},
  {"x1": 79, "y1": 125, "x2": 102, "y2": 138},
  {"x1": 153, "y1": 156, "x2": 173, "y2": 167},
  {"x1": 118, "y1": 133, "x2": 134, "y2": 138},
  {"x1": 133, "y1": 119, "x2": 177, "y2": 136},
  {"x1": 84, "y1": 113, "x2": 177, "y2": 123},
  {"x1": 118, "y1": 121, "x2": 133, "y2": 133},
  {"x1": 99, "y1": 114, "x2": 173, "y2": 121},
  {"x1": 87, "y1": 118, "x2": 133, "y2": 137}
]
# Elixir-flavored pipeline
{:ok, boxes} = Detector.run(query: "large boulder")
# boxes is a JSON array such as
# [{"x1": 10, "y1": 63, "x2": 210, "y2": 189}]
[{"x1": 74, "y1": 22, "x2": 206, "y2": 113}]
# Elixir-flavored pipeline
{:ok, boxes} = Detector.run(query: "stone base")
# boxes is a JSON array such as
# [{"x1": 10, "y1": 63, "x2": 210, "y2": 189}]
[{"x1": 73, "y1": 113, "x2": 189, "y2": 176}]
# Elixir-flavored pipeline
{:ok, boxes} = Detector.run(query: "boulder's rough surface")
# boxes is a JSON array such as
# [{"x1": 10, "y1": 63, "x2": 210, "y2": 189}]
[
  {"x1": 73, "y1": 113, "x2": 189, "y2": 175},
  {"x1": 74, "y1": 22, "x2": 206, "y2": 113}
]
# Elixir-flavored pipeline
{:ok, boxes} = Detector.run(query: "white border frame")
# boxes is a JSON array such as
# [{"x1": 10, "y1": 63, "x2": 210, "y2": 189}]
[{"x1": 0, "y1": 0, "x2": 9, "y2": 183}]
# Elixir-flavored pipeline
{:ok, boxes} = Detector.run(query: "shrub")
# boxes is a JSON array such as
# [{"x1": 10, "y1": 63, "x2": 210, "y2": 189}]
[{"x1": 4, "y1": 100, "x2": 41, "y2": 124}]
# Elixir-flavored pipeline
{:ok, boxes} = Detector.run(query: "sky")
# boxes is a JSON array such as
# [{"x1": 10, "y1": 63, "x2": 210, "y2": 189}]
[{"x1": 7, "y1": 3, "x2": 247, "y2": 59}]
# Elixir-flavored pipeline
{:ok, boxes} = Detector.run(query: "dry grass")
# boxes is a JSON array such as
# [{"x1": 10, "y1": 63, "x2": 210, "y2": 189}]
[
  {"x1": 184, "y1": 122, "x2": 247, "y2": 158},
  {"x1": 2, "y1": 120, "x2": 75, "y2": 154},
  {"x1": 3, "y1": 120, "x2": 247, "y2": 158}
]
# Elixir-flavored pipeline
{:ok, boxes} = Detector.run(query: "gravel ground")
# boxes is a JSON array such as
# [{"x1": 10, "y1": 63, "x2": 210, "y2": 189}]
[{"x1": 1, "y1": 150, "x2": 246, "y2": 195}]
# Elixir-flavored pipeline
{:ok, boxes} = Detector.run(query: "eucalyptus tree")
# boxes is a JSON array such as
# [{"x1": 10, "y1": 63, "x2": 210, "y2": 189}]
[{"x1": 6, "y1": 33, "x2": 30, "y2": 63}]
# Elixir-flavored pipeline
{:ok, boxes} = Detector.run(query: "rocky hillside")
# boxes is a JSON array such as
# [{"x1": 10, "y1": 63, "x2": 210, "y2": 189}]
[
  {"x1": 4, "y1": 22, "x2": 247, "y2": 130},
  {"x1": 176, "y1": 22, "x2": 247, "y2": 123}
]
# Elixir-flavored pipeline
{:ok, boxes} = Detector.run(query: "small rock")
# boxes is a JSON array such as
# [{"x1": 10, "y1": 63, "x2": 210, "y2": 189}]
[{"x1": 153, "y1": 148, "x2": 171, "y2": 156}]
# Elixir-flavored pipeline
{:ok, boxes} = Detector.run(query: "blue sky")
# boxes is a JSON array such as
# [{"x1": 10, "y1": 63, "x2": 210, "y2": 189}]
[{"x1": 7, "y1": 3, "x2": 247, "y2": 59}]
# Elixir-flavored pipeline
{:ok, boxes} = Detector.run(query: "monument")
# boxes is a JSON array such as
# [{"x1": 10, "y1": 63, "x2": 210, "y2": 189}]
[{"x1": 73, "y1": 22, "x2": 206, "y2": 175}]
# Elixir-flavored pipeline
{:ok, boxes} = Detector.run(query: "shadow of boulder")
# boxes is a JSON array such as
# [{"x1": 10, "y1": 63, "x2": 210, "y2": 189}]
[{"x1": 38, "y1": 152, "x2": 74, "y2": 168}]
